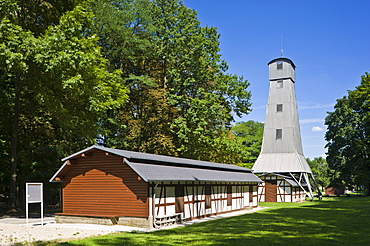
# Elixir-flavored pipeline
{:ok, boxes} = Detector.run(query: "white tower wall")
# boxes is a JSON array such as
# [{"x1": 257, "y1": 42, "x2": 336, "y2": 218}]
[
  {"x1": 253, "y1": 58, "x2": 312, "y2": 174},
  {"x1": 269, "y1": 59, "x2": 296, "y2": 82}
]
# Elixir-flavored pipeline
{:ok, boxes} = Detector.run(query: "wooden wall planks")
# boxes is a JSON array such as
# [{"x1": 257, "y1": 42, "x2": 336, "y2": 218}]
[{"x1": 61, "y1": 150, "x2": 148, "y2": 217}]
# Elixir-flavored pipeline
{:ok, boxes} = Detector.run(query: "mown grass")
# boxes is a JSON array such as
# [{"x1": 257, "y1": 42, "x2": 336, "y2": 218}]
[{"x1": 46, "y1": 196, "x2": 370, "y2": 246}]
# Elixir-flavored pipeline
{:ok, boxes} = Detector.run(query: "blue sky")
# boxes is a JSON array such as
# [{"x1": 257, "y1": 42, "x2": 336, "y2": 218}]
[{"x1": 183, "y1": 0, "x2": 370, "y2": 159}]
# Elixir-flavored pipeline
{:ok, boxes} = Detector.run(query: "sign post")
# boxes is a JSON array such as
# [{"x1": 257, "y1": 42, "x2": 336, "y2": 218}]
[{"x1": 26, "y1": 183, "x2": 43, "y2": 225}]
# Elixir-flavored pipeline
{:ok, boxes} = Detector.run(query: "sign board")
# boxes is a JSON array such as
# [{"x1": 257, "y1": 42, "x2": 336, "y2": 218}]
[
  {"x1": 26, "y1": 183, "x2": 43, "y2": 225},
  {"x1": 27, "y1": 183, "x2": 42, "y2": 203}
]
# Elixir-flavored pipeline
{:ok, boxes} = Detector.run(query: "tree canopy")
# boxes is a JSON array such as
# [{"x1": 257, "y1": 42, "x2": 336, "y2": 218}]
[
  {"x1": 90, "y1": 0, "x2": 252, "y2": 162},
  {"x1": 0, "y1": 0, "x2": 253, "y2": 208},
  {"x1": 325, "y1": 72, "x2": 370, "y2": 193},
  {"x1": 306, "y1": 157, "x2": 332, "y2": 190},
  {"x1": 231, "y1": 121, "x2": 264, "y2": 168},
  {"x1": 0, "y1": 0, "x2": 127, "y2": 207}
]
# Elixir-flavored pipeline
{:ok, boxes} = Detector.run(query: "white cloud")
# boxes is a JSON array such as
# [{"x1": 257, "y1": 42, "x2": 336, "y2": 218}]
[{"x1": 312, "y1": 126, "x2": 325, "y2": 132}]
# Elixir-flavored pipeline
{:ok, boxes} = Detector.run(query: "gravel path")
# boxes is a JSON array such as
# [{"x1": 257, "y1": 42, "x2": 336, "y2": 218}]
[
  {"x1": 0, "y1": 218, "x2": 146, "y2": 245},
  {"x1": 0, "y1": 207, "x2": 265, "y2": 245}
]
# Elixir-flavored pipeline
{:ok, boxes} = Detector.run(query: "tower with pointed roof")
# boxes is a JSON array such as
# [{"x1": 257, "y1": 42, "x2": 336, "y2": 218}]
[{"x1": 253, "y1": 57, "x2": 320, "y2": 200}]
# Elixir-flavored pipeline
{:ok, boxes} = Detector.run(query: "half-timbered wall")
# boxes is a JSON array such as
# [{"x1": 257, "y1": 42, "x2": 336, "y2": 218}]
[
  {"x1": 61, "y1": 150, "x2": 148, "y2": 217},
  {"x1": 149, "y1": 181, "x2": 258, "y2": 222},
  {"x1": 257, "y1": 174, "x2": 305, "y2": 203}
]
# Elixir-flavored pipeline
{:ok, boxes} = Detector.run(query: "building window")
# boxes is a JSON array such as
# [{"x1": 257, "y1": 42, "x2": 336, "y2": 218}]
[
  {"x1": 277, "y1": 104, "x2": 283, "y2": 112},
  {"x1": 175, "y1": 185, "x2": 184, "y2": 213},
  {"x1": 277, "y1": 61, "x2": 283, "y2": 69},
  {"x1": 277, "y1": 80, "x2": 283, "y2": 89},
  {"x1": 249, "y1": 186, "x2": 253, "y2": 203},
  {"x1": 205, "y1": 185, "x2": 211, "y2": 209},
  {"x1": 227, "y1": 186, "x2": 232, "y2": 206},
  {"x1": 276, "y1": 129, "x2": 282, "y2": 139}
]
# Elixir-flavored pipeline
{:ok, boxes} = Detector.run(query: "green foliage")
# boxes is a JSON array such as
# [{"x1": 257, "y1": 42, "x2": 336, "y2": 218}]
[
  {"x1": 91, "y1": 0, "x2": 252, "y2": 162},
  {"x1": 325, "y1": 72, "x2": 370, "y2": 192},
  {"x1": 0, "y1": 1, "x2": 128, "y2": 205},
  {"x1": 306, "y1": 157, "x2": 332, "y2": 189},
  {"x1": 51, "y1": 197, "x2": 370, "y2": 246},
  {"x1": 232, "y1": 121, "x2": 264, "y2": 166},
  {"x1": 0, "y1": 0, "x2": 253, "y2": 206}
]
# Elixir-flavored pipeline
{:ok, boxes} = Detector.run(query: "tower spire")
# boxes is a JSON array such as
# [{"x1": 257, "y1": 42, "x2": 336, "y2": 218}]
[{"x1": 280, "y1": 34, "x2": 284, "y2": 57}]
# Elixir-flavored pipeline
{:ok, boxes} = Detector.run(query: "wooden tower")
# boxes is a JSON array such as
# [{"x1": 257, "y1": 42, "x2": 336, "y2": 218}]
[{"x1": 253, "y1": 57, "x2": 321, "y2": 201}]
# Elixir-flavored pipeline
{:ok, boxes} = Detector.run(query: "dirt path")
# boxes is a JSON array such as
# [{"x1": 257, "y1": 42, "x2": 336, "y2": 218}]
[
  {"x1": 0, "y1": 218, "x2": 145, "y2": 245},
  {"x1": 0, "y1": 207, "x2": 266, "y2": 245}
]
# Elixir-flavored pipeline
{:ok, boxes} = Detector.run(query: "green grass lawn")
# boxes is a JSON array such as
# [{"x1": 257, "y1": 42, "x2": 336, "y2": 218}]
[{"x1": 46, "y1": 196, "x2": 370, "y2": 246}]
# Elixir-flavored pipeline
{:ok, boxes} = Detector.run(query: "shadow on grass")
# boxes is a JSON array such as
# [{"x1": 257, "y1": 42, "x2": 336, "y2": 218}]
[{"x1": 52, "y1": 196, "x2": 370, "y2": 246}]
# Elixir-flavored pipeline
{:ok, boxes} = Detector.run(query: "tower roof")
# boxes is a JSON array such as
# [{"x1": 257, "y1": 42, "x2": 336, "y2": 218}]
[{"x1": 268, "y1": 57, "x2": 296, "y2": 69}]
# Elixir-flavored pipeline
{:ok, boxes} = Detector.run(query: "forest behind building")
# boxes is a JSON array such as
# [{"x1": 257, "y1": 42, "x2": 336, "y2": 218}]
[{"x1": 0, "y1": 0, "x2": 263, "y2": 208}]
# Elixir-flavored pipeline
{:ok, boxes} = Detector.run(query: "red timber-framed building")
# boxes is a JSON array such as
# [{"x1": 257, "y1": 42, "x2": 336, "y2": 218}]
[{"x1": 50, "y1": 146, "x2": 262, "y2": 228}]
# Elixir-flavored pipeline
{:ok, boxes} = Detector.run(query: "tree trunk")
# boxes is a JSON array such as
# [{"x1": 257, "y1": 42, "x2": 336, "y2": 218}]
[{"x1": 9, "y1": 73, "x2": 20, "y2": 208}]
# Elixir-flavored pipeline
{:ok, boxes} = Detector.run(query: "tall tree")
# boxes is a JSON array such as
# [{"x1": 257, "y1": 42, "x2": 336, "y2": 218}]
[
  {"x1": 325, "y1": 73, "x2": 370, "y2": 194},
  {"x1": 150, "y1": 0, "x2": 251, "y2": 160},
  {"x1": 90, "y1": 0, "x2": 177, "y2": 154},
  {"x1": 1, "y1": 1, "x2": 128, "y2": 207},
  {"x1": 91, "y1": 0, "x2": 252, "y2": 162}
]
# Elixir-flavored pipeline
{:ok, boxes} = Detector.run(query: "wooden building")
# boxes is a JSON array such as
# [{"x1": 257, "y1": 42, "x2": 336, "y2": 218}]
[
  {"x1": 257, "y1": 173, "x2": 306, "y2": 203},
  {"x1": 50, "y1": 146, "x2": 261, "y2": 228},
  {"x1": 325, "y1": 187, "x2": 345, "y2": 196}
]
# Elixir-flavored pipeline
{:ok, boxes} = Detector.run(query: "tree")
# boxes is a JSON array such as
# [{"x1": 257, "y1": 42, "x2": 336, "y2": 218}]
[
  {"x1": 306, "y1": 157, "x2": 331, "y2": 191},
  {"x1": 91, "y1": 0, "x2": 252, "y2": 162},
  {"x1": 90, "y1": 0, "x2": 178, "y2": 155},
  {"x1": 0, "y1": 1, "x2": 128, "y2": 207},
  {"x1": 150, "y1": 0, "x2": 252, "y2": 161},
  {"x1": 325, "y1": 73, "x2": 370, "y2": 194},
  {"x1": 231, "y1": 121, "x2": 264, "y2": 168}
]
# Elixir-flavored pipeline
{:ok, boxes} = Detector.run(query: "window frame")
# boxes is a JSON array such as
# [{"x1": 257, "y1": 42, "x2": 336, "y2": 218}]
[
  {"x1": 227, "y1": 186, "x2": 232, "y2": 206},
  {"x1": 276, "y1": 129, "x2": 282, "y2": 140},
  {"x1": 277, "y1": 80, "x2": 283, "y2": 89},
  {"x1": 277, "y1": 104, "x2": 283, "y2": 112},
  {"x1": 277, "y1": 61, "x2": 283, "y2": 69},
  {"x1": 205, "y1": 185, "x2": 211, "y2": 209},
  {"x1": 175, "y1": 185, "x2": 184, "y2": 213}
]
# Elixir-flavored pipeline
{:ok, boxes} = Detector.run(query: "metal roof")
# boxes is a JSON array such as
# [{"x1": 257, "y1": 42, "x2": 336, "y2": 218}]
[
  {"x1": 253, "y1": 153, "x2": 312, "y2": 174},
  {"x1": 62, "y1": 145, "x2": 252, "y2": 173},
  {"x1": 268, "y1": 57, "x2": 296, "y2": 69},
  {"x1": 126, "y1": 160, "x2": 262, "y2": 182},
  {"x1": 52, "y1": 145, "x2": 261, "y2": 183},
  {"x1": 258, "y1": 173, "x2": 300, "y2": 187}
]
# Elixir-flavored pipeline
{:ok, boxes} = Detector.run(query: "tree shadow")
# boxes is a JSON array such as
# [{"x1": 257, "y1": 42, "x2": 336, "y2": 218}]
[{"x1": 51, "y1": 197, "x2": 370, "y2": 245}]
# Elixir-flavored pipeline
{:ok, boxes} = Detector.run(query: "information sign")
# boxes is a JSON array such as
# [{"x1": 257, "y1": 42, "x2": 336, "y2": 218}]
[{"x1": 26, "y1": 183, "x2": 43, "y2": 225}]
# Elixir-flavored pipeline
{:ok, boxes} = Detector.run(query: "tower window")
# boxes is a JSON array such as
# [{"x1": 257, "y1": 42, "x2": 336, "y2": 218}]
[
  {"x1": 277, "y1": 61, "x2": 283, "y2": 69},
  {"x1": 277, "y1": 80, "x2": 283, "y2": 89},
  {"x1": 277, "y1": 104, "x2": 283, "y2": 112},
  {"x1": 276, "y1": 129, "x2": 282, "y2": 139}
]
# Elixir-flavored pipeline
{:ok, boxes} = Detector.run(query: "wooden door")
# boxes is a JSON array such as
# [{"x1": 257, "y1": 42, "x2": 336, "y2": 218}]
[{"x1": 265, "y1": 180, "x2": 277, "y2": 202}]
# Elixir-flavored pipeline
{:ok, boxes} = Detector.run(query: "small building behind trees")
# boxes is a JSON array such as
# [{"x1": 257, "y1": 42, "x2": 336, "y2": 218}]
[
  {"x1": 325, "y1": 186, "x2": 345, "y2": 196},
  {"x1": 50, "y1": 146, "x2": 261, "y2": 228}
]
